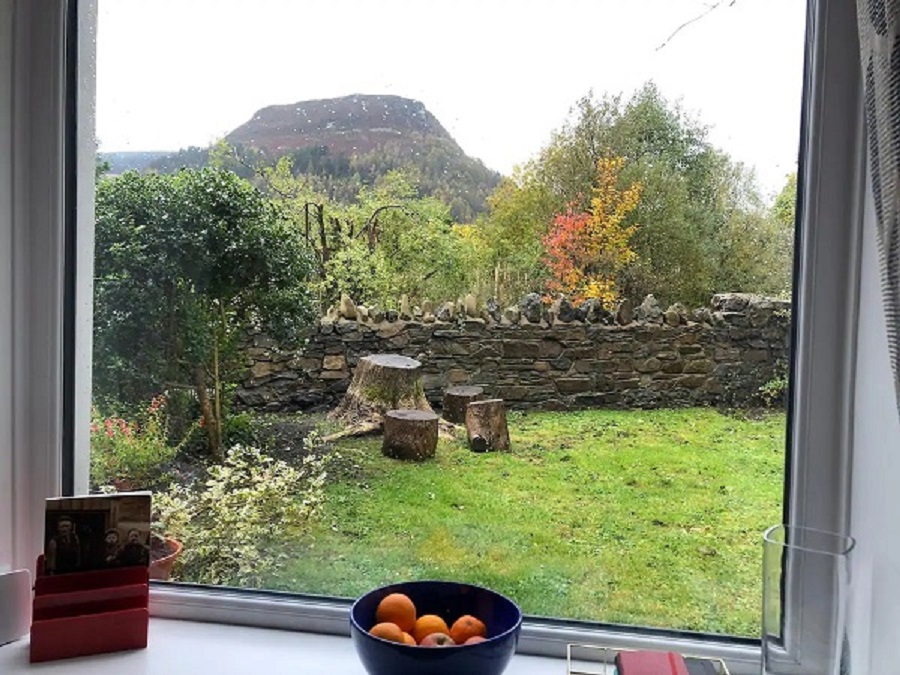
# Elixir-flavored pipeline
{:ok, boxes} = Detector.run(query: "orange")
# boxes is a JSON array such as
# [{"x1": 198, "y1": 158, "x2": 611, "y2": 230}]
[
  {"x1": 401, "y1": 632, "x2": 417, "y2": 646},
  {"x1": 369, "y1": 622, "x2": 405, "y2": 643},
  {"x1": 450, "y1": 615, "x2": 486, "y2": 644},
  {"x1": 413, "y1": 614, "x2": 450, "y2": 644},
  {"x1": 375, "y1": 593, "x2": 417, "y2": 633}
]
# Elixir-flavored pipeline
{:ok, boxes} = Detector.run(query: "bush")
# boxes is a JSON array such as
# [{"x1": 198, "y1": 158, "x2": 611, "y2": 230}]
[
  {"x1": 758, "y1": 360, "x2": 789, "y2": 407},
  {"x1": 90, "y1": 395, "x2": 186, "y2": 490},
  {"x1": 222, "y1": 411, "x2": 258, "y2": 448},
  {"x1": 153, "y1": 437, "x2": 329, "y2": 587}
]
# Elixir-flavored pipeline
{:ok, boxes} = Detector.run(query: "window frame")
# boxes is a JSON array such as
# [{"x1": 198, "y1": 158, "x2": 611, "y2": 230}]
[
  {"x1": 0, "y1": 0, "x2": 865, "y2": 672},
  {"x1": 1, "y1": 0, "x2": 69, "y2": 575},
  {"x1": 0, "y1": 0, "x2": 14, "y2": 572}
]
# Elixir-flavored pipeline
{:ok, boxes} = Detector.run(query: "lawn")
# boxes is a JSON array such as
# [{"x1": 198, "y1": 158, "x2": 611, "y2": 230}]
[{"x1": 272, "y1": 408, "x2": 785, "y2": 637}]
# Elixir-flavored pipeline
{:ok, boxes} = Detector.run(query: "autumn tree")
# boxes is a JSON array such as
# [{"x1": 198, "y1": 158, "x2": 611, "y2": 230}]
[
  {"x1": 482, "y1": 82, "x2": 788, "y2": 306},
  {"x1": 543, "y1": 157, "x2": 642, "y2": 305}
]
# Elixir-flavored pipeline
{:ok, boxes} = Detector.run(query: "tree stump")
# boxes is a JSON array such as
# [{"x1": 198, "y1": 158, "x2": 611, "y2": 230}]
[
  {"x1": 382, "y1": 409, "x2": 439, "y2": 461},
  {"x1": 442, "y1": 385, "x2": 484, "y2": 424},
  {"x1": 330, "y1": 354, "x2": 433, "y2": 426},
  {"x1": 465, "y1": 399, "x2": 510, "y2": 452}
]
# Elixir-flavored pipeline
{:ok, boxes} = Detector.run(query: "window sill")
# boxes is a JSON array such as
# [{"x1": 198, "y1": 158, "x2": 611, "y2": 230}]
[{"x1": 0, "y1": 618, "x2": 591, "y2": 674}]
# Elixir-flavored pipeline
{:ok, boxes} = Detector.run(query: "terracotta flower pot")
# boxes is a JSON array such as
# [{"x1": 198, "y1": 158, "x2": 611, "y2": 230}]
[
  {"x1": 111, "y1": 477, "x2": 137, "y2": 492},
  {"x1": 149, "y1": 537, "x2": 183, "y2": 581}
]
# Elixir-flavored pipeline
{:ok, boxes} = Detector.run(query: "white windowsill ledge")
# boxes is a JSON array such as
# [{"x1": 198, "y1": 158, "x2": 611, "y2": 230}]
[{"x1": 0, "y1": 619, "x2": 589, "y2": 674}]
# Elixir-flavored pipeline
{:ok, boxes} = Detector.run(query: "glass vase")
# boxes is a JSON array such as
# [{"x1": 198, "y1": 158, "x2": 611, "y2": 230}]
[{"x1": 761, "y1": 524, "x2": 855, "y2": 675}]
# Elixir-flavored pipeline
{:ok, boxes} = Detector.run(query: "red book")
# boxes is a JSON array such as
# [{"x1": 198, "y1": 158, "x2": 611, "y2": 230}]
[{"x1": 615, "y1": 650, "x2": 690, "y2": 675}]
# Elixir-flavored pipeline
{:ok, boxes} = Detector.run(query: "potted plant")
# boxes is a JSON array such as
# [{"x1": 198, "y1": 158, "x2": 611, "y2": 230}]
[
  {"x1": 149, "y1": 532, "x2": 183, "y2": 581},
  {"x1": 150, "y1": 495, "x2": 185, "y2": 581}
]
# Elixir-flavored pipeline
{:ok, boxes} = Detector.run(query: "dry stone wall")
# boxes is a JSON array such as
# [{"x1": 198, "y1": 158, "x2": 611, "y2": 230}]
[{"x1": 236, "y1": 293, "x2": 790, "y2": 413}]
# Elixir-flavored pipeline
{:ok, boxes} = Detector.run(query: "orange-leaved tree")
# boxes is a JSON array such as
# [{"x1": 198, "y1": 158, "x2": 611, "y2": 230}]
[{"x1": 542, "y1": 156, "x2": 642, "y2": 305}]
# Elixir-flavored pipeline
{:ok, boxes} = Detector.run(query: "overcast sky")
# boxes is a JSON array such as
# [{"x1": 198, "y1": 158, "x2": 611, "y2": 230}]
[{"x1": 96, "y1": 0, "x2": 807, "y2": 196}]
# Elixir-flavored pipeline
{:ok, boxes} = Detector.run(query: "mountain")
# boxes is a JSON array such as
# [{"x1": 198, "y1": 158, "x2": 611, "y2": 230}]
[
  {"x1": 101, "y1": 151, "x2": 170, "y2": 174},
  {"x1": 226, "y1": 94, "x2": 450, "y2": 156},
  {"x1": 102, "y1": 94, "x2": 502, "y2": 222}
]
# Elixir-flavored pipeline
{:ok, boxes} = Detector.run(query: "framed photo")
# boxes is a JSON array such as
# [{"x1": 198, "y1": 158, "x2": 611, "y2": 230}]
[{"x1": 43, "y1": 493, "x2": 151, "y2": 576}]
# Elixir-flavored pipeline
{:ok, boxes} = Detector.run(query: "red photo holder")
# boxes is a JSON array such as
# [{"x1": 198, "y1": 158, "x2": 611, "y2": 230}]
[{"x1": 30, "y1": 555, "x2": 149, "y2": 663}]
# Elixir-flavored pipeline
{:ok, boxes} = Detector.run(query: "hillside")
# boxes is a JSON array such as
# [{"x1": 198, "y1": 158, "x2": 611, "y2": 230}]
[
  {"x1": 103, "y1": 94, "x2": 501, "y2": 222},
  {"x1": 226, "y1": 94, "x2": 448, "y2": 156},
  {"x1": 101, "y1": 151, "x2": 169, "y2": 174}
]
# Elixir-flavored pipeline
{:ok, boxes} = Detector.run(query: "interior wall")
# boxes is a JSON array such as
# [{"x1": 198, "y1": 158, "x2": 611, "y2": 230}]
[{"x1": 849, "y1": 173, "x2": 900, "y2": 673}]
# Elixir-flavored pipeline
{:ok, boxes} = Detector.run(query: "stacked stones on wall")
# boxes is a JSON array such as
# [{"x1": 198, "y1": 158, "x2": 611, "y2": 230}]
[{"x1": 236, "y1": 292, "x2": 791, "y2": 412}]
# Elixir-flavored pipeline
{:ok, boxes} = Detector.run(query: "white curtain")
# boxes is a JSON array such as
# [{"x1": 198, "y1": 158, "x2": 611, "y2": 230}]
[{"x1": 858, "y1": 0, "x2": 900, "y2": 415}]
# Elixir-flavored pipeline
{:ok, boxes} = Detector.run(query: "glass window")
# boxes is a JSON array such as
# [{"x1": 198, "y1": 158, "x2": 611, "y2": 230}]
[{"x1": 89, "y1": 0, "x2": 808, "y2": 643}]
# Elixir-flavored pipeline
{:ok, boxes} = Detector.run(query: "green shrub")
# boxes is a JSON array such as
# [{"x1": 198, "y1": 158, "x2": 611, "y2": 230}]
[
  {"x1": 222, "y1": 411, "x2": 257, "y2": 448},
  {"x1": 758, "y1": 361, "x2": 789, "y2": 407},
  {"x1": 154, "y1": 437, "x2": 328, "y2": 587},
  {"x1": 90, "y1": 395, "x2": 187, "y2": 490}
]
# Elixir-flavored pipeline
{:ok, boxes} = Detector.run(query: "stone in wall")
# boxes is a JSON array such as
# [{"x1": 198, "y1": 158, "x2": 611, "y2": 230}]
[
  {"x1": 552, "y1": 296, "x2": 576, "y2": 323},
  {"x1": 635, "y1": 295, "x2": 663, "y2": 323},
  {"x1": 616, "y1": 299, "x2": 634, "y2": 325},
  {"x1": 339, "y1": 294, "x2": 357, "y2": 320}
]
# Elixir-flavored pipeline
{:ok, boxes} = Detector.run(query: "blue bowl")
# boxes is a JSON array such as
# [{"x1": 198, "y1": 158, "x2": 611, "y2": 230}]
[{"x1": 350, "y1": 580, "x2": 523, "y2": 675}]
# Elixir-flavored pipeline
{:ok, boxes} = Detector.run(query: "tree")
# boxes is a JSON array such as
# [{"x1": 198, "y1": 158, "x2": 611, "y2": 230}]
[
  {"x1": 471, "y1": 164, "x2": 557, "y2": 304},
  {"x1": 773, "y1": 172, "x2": 798, "y2": 231},
  {"x1": 253, "y1": 159, "x2": 471, "y2": 308},
  {"x1": 543, "y1": 157, "x2": 641, "y2": 305},
  {"x1": 481, "y1": 82, "x2": 787, "y2": 306},
  {"x1": 93, "y1": 168, "x2": 316, "y2": 459},
  {"x1": 767, "y1": 171, "x2": 798, "y2": 296}
]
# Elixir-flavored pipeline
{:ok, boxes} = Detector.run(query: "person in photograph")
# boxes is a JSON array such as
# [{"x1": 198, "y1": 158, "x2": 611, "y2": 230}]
[
  {"x1": 45, "y1": 516, "x2": 81, "y2": 575},
  {"x1": 117, "y1": 528, "x2": 149, "y2": 567},
  {"x1": 103, "y1": 528, "x2": 121, "y2": 566}
]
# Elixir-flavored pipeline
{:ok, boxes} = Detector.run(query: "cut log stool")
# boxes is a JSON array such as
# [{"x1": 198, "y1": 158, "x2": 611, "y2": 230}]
[
  {"x1": 330, "y1": 353, "x2": 433, "y2": 426},
  {"x1": 383, "y1": 409, "x2": 439, "y2": 461},
  {"x1": 465, "y1": 399, "x2": 510, "y2": 452},
  {"x1": 442, "y1": 385, "x2": 484, "y2": 424}
]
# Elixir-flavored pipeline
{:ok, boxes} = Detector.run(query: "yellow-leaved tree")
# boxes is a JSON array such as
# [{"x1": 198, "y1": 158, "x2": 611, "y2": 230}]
[{"x1": 542, "y1": 156, "x2": 642, "y2": 305}]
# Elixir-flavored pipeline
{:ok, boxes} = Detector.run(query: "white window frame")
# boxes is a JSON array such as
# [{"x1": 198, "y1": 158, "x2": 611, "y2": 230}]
[
  {"x1": 1, "y1": 0, "x2": 69, "y2": 575},
  {"x1": 0, "y1": 0, "x2": 865, "y2": 673}
]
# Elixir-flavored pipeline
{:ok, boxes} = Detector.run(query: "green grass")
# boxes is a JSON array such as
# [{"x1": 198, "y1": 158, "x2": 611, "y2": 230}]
[{"x1": 273, "y1": 408, "x2": 785, "y2": 636}]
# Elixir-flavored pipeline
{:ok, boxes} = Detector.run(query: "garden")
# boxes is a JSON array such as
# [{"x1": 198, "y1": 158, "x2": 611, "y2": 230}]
[
  {"x1": 90, "y1": 403, "x2": 784, "y2": 635},
  {"x1": 90, "y1": 84, "x2": 794, "y2": 638}
]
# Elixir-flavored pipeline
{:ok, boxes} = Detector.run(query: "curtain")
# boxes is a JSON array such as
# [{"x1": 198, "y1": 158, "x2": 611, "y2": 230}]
[{"x1": 857, "y1": 0, "x2": 900, "y2": 415}]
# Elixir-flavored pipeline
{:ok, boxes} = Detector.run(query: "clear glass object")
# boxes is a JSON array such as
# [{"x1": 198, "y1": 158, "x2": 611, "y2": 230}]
[{"x1": 761, "y1": 525, "x2": 855, "y2": 675}]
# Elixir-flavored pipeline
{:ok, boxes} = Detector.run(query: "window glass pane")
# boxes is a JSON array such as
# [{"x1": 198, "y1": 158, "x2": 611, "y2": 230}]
[{"x1": 92, "y1": 0, "x2": 805, "y2": 636}]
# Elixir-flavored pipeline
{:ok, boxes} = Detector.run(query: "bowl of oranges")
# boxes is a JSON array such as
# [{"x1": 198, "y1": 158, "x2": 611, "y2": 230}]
[{"x1": 350, "y1": 580, "x2": 522, "y2": 675}]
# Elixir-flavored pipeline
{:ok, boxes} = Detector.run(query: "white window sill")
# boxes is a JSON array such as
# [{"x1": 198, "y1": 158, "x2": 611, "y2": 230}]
[{"x1": 0, "y1": 618, "x2": 591, "y2": 674}]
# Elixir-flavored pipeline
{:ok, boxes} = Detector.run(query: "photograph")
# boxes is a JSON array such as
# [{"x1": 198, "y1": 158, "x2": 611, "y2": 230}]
[{"x1": 44, "y1": 493, "x2": 151, "y2": 576}]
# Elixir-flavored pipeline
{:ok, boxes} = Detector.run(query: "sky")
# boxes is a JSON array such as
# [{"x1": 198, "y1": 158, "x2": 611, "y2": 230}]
[{"x1": 96, "y1": 0, "x2": 807, "y2": 197}]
